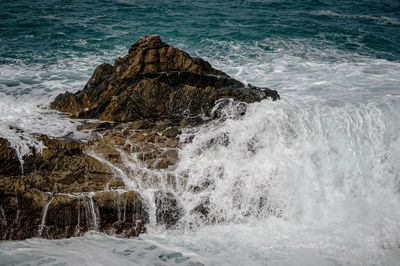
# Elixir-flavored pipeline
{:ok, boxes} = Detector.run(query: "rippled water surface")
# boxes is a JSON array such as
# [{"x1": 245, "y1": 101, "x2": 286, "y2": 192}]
[{"x1": 1, "y1": 0, "x2": 400, "y2": 265}]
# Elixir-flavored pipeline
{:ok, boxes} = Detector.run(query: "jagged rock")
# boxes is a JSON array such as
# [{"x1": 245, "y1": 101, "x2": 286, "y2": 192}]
[
  {"x1": 0, "y1": 121, "x2": 182, "y2": 240},
  {"x1": 51, "y1": 34, "x2": 279, "y2": 122},
  {"x1": 1, "y1": 35, "x2": 280, "y2": 240},
  {"x1": 12, "y1": 136, "x2": 116, "y2": 193},
  {"x1": 191, "y1": 198, "x2": 211, "y2": 223}
]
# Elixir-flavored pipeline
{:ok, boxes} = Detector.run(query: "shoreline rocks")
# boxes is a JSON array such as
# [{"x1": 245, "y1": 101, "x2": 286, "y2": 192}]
[
  {"x1": 0, "y1": 34, "x2": 279, "y2": 240},
  {"x1": 50, "y1": 34, "x2": 278, "y2": 121}
]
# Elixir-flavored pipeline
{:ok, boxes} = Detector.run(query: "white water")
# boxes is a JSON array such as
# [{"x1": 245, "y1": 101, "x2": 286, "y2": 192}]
[
  {"x1": 38, "y1": 198, "x2": 53, "y2": 236},
  {"x1": 1, "y1": 39, "x2": 400, "y2": 265},
  {"x1": 0, "y1": 50, "x2": 122, "y2": 163},
  {"x1": 0, "y1": 92, "x2": 92, "y2": 165}
]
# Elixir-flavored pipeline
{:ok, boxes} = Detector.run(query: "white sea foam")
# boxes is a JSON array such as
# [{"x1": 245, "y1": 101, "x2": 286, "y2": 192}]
[
  {"x1": 0, "y1": 48, "x2": 126, "y2": 162},
  {"x1": 0, "y1": 92, "x2": 92, "y2": 164},
  {"x1": 311, "y1": 10, "x2": 400, "y2": 25},
  {"x1": 35, "y1": 94, "x2": 398, "y2": 265},
  {"x1": 93, "y1": 40, "x2": 400, "y2": 264},
  {"x1": 168, "y1": 95, "x2": 400, "y2": 263},
  {"x1": 168, "y1": 39, "x2": 400, "y2": 263},
  {"x1": 1, "y1": 37, "x2": 400, "y2": 265},
  {"x1": 198, "y1": 38, "x2": 400, "y2": 101}
]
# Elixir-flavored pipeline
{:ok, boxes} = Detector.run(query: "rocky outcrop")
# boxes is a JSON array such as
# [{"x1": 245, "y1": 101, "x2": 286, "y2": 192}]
[
  {"x1": 50, "y1": 34, "x2": 279, "y2": 121},
  {"x1": 0, "y1": 182, "x2": 148, "y2": 240},
  {"x1": 1, "y1": 35, "x2": 279, "y2": 240},
  {"x1": 0, "y1": 120, "x2": 180, "y2": 240}
]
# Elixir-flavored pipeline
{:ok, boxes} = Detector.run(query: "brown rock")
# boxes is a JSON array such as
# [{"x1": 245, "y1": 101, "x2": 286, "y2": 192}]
[
  {"x1": 1, "y1": 35, "x2": 281, "y2": 241},
  {"x1": 0, "y1": 119, "x2": 187, "y2": 240},
  {"x1": 0, "y1": 178, "x2": 51, "y2": 240},
  {"x1": 50, "y1": 34, "x2": 279, "y2": 122},
  {"x1": 0, "y1": 138, "x2": 22, "y2": 176},
  {"x1": 92, "y1": 191, "x2": 148, "y2": 236},
  {"x1": 43, "y1": 195, "x2": 83, "y2": 238}
]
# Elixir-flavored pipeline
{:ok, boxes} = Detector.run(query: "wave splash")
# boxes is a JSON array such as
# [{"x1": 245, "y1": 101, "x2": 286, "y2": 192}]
[
  {"x1": 173, "y1": 96, "x2": 400, "y2": 222},
  {"x1": 2, "y1": 96, "x2": 398, "y2": 265},
  {"x1": 1, "y1": 30, "x2": 400, "y2": 266},
  {"x1": 75, "y1": 95, "x2": 400, "y2": 265},
  {"x1": 153, "y1": 95, "x2": 400, "y2": 264}
]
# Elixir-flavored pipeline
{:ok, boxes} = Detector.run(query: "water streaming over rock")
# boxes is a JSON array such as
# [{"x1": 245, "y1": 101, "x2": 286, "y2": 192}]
[
  {"x1": 38, "y1": 198, "x2": 53, "y2": 236},
  {"x1": 1, "y1": 0, "x2": 400, "y2": 265}
]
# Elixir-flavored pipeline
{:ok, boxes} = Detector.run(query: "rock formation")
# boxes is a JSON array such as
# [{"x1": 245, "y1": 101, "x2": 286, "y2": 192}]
[
  {"x1": 50, "y1": 34, "x2": 279, "y2": 121},
  {"x1": 0, "y1": 35, "x2": 279, "y2": 240}
]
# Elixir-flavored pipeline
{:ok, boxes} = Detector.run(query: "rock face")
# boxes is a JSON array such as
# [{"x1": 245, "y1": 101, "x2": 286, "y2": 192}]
[
  {"x1": 0, "y1": 135, "x2": 149, "y2": 240},
  {"x1": 50, "y1": 34, "x2": 279, "y2": 121},
  {"x1": 0, "y1": 138, "x2": 22, "y2": 176},
  {"x1": 1, "y1": 35, "x2": 279, "y2": 240},
  {"x1": 0, "y1": 119, "x2": 184, "y2": 240}
]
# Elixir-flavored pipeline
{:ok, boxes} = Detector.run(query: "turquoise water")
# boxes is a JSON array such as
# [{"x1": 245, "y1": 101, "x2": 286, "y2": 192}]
[
  {"x1": 1, "y1": 0, "x2": 399, "y2": 96},
  {"x1": 1, "y1": 1, "x2": 400, "y2": 265}
]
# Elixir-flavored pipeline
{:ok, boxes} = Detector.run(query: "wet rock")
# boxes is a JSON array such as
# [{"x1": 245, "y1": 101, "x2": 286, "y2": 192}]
[
  {"x1": 43, "y1": 195, "x2": 83, "y2": 239},
  {"x1": 51, "y1": 34, "x2": 279, "y2": 122},
  {"x1": 155, "y1": 191, "x2": 183, "y2": 228},
  {"x1": 0, "y1": 134, "x2": 129, "y2": 240},
  {"x1": 203, "y1": 132, "x2": 230, "y2": 150},
  {"x1": 162, "y1": 127, "x2": 181, "y2": 139},
  {"x1": 0, "y1": 185, "x2": 149, "y2": 239},
  {"x1": 191, "y1": 199, "x2": 211, "y2": 221},
  {"x1": 76, "y1": 122, "x2": 114, "y2": 131},
  {"x1": 190, "y1": 180, "x2": 214, "y2": 193},
  {"x1": 7, "y1": 136, "x2": 116, "y2": 194},
  {"x1": 211, "y1": 98, "x2": 248, "y2": 119},
  {"x1": 92, "y1": 191, "x2": 148, "y2": 237},
  {"x1": 0, "y1": 138, "x2": 22, "y2": 176},
  {"x1": 1, "y1": 35, "x2": 280, "y2": 240},
  {"x1": 0, "y1": 177, "x2": 51, "y2": 240},
  {"x1": 154, "y1": 149, "x2": 179, "y2": 169}
]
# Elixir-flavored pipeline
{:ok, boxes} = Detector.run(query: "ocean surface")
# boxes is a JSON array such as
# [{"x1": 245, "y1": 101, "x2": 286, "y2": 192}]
[{"x1": 1, "y1": 0, "x2": 400, "y2": 265}]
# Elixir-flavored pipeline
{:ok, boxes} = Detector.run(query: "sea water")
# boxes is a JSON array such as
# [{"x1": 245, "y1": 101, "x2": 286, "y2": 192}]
[{"x1": 0, "y1": 0, "x2": 400, "y2": 265}]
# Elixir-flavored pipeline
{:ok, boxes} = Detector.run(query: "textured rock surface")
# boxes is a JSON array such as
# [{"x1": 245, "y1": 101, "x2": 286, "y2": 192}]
[
  {"x1": 0, "y1": 120, "x2": 182, "y2": 240},
  {"x1": 50, "y1": 34, "x2": 279, "y2": 121},
  {"x1": 0, "y1": 138, "x2": 22, "y2": 176},
  {"x1": 1, "y1": 35, "x2": 279, "y2": 240},
  {"x1": 0, "y1": 181, "x2": 148, "y2": 240}
]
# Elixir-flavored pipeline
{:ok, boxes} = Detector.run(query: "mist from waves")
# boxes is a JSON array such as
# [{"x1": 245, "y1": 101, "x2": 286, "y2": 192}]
[
  {"x1": 1, "y1": 95, "x2": 400, "y2": 265},
  {"x1": 1, "y1": 32, "x2": 400, "y2": 266}
]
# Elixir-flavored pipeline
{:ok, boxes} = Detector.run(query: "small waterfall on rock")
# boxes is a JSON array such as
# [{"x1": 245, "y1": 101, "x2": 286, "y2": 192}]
[
  {"x1": 86, "y1": 194, "x2": 100, "y2": 231},
  {"x1": 86, "y1": 95, "x2": 400, "y2": 247},
  {"x1": 38, "y1": 197, "x2": 53, "y2": 236},
  {"x1": 61, "y1": 93, "x2": 400, "y2": 264},
  {"x1": 1, "y1": 0, "x2": 400, "y2": 263},
  {"x1": 75, "y1": 196, "x2": 81, "y2": 235},
  {"x1": 0, "y1": 206, "x2": 7, "y2": 239}
]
